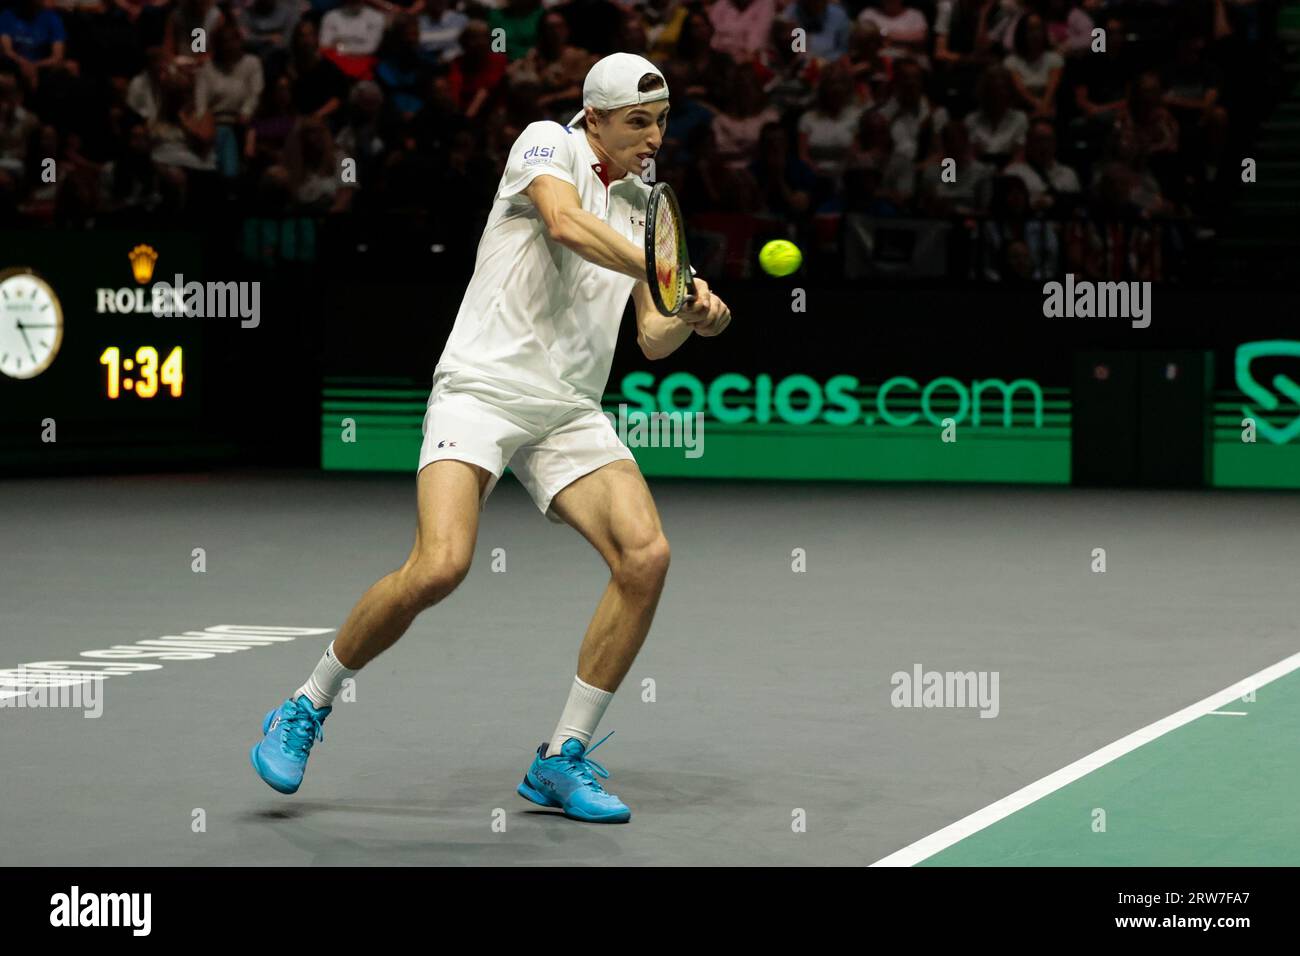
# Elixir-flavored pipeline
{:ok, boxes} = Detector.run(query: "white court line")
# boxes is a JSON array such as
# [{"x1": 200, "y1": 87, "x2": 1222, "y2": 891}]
[
  {"x1": 1208, "y1": 711, "x2": 1248, "y2": 716},
  {"x1": 869, "y1": 649, "x2": 1300, "y2": 867}
]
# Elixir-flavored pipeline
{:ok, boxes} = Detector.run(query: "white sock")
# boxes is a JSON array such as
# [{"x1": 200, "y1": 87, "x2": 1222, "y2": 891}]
[
  {"x1": 547, "y1": 675, "x2": 613, "y2": 757},
  {"x1": 295, "y1": 641, "x2": 357, "y2": 710}
]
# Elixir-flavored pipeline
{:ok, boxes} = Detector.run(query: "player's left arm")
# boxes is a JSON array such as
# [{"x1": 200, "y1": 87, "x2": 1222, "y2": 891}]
[{"x1": 633, "y1": 277, "x2": 731, "y2": 360}]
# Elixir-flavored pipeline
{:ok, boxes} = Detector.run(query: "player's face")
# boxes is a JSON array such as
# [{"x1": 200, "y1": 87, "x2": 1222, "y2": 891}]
[{"x1": 597, "y1": 101, "x2": 670, "y2": 179}]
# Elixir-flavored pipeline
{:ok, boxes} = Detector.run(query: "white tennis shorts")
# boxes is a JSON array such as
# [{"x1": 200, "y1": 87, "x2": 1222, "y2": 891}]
[{"x1": 417, "y1": 369, "x2": 636, "y2": 523}]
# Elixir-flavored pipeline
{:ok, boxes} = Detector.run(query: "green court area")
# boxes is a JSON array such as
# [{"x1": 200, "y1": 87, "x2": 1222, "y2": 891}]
[{"x1": 916, "y1": 668, "x2": 1300, "y2": 866}]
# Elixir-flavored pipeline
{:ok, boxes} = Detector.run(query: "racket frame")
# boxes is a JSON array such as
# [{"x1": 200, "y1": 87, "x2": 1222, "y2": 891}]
[{"x1": 644, "y1": 181, "x2": 697, "y2": 316}]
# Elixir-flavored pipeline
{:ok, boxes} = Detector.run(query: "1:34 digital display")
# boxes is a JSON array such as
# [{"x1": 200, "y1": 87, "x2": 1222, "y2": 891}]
[{"x1": 99, "y1": 346, "x2": 184, "y2": 399}]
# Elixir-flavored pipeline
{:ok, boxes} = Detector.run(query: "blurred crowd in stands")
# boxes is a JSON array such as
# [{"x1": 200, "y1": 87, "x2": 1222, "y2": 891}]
[{"x1": 0, "y1": 0, "x2": 1281, "y2": 280}]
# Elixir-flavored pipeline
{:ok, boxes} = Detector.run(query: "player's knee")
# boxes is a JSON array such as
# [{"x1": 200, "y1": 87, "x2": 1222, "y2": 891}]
[
  {"x1": 403, "y1": 547, "x2": 471, "y2": 609},
  {"x1": 613, "y1": 533, "x2": 670, "y2": 592}
]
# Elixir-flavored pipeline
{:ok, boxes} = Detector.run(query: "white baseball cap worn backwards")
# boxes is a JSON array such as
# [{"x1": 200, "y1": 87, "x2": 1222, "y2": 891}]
[{"x1": 568, "y1": 53, "x2": 669, "y2": 128}]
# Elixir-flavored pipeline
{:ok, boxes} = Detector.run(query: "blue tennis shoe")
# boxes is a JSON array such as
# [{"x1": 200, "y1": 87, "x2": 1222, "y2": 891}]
[
  {"x1": 517, "y1": 731, "x2": 631, "y2": 823},
  {"x1": 250, "y1": 694, "x2": 331, "y2": 794}
]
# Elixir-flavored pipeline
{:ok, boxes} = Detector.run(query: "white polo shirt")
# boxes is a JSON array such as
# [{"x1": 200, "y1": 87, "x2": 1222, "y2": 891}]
[{"x1": 435, "y1": 120, "x2": 651, "y2": 408}]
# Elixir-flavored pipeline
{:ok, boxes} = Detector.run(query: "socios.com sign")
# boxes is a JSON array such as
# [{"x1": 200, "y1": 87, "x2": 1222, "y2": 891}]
[{"x1": 618, "y1": 372, "x2": 1045, "y2": 429}]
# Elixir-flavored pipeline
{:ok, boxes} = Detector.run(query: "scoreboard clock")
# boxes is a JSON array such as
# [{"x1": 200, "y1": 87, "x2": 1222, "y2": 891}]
[
  {"x1": 0, "y1": 233, "x2": 206, "y2": 469},
  {"x1": 0, "y1": 269, "x2": 64, "y2": 380}
]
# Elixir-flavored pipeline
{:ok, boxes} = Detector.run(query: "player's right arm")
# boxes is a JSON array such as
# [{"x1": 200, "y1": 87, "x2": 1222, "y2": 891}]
[
  {"x1": 498, "y1": 122, "x2": 645, "y2": 282},
  {"x1": 525, "y1": 175, "x2": 645, "y2": 282}
]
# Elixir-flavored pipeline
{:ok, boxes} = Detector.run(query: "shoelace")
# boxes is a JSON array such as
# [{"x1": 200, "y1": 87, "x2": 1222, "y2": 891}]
[
  {"x1": 568, "y1": 730, "x2": 614, "y2": 791},
  {"x1": 280, "y1": 701, "x2": 325, "y2": 758}
]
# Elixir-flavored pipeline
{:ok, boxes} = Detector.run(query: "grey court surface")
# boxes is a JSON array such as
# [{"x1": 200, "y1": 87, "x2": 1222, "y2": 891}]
[{"x1": 1, "y1": 470, "x2": 1296, "y2": 866}]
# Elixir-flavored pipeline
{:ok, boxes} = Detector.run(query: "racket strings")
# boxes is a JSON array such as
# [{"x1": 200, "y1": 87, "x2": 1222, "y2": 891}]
[{"x1": 654, "y1": 199, "x2": 684, "y2": 312}]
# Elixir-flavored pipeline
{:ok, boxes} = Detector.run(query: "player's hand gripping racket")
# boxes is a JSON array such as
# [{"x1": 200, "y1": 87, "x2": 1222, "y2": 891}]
[{"x1": 644, "y1": 181, "x2": 697, "y2": 316}]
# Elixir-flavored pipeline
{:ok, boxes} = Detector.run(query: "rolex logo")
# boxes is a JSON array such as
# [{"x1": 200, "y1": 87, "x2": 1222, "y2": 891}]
[
  {"x1": 98, "y1": 245, "x2": 162, "y2": 313},
  {"x1": 128, "y1": 244, "x2": 158, "y2": 285}
]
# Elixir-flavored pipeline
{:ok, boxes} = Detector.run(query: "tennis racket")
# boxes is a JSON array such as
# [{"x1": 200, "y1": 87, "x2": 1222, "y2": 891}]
[{"x1": 644, "y1": 181, "x2": 697, "y2": 317}]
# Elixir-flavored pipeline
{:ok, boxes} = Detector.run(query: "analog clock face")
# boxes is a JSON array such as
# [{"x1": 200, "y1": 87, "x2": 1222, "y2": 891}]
[{"x1": 0, "y1": 270, "x2": 64, "y2": 380}]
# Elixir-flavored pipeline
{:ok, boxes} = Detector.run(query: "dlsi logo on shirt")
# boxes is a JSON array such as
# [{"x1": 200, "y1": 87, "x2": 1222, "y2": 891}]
[
  {"x1": 522, "y1": 145, "x2": 557, "y2": 167},
  {"x1": 1237, "y1": 341, "x2": 1300, "y2": 445}
]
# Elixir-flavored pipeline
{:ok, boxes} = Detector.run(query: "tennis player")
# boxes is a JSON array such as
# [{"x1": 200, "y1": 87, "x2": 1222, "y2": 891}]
[{"x1": 251, "y1": 53, "x2": 731, "y2": 823}]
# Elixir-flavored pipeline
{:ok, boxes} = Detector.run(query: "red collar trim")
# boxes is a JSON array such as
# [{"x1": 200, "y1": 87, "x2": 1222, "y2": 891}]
[{"x1": 591, "y1": 162, "x2": 616, "y2": 187}]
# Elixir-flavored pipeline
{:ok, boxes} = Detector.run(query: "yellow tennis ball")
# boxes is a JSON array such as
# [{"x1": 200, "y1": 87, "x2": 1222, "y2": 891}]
[{"x1": 759, "y1": 239, "x2": 803, "y2": 277}]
